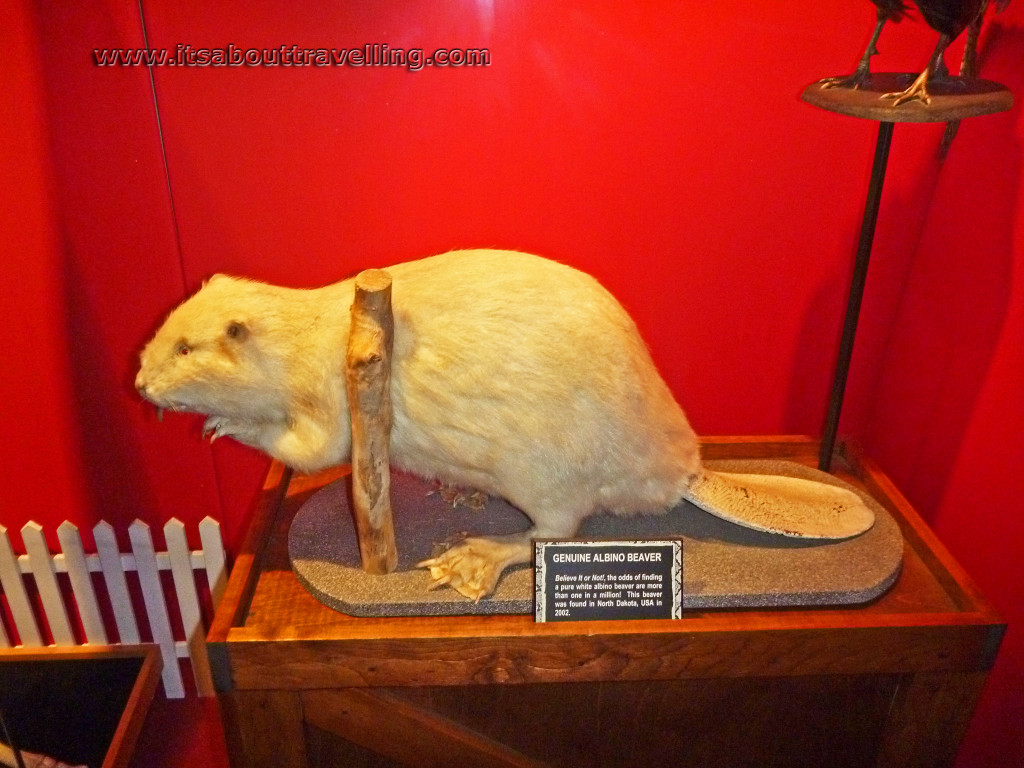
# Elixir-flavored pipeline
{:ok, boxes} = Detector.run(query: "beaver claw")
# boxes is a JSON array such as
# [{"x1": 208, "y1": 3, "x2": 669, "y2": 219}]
[
  {"x1": 202, "y1": 415, "x2": 244, "y2": 443},
  {"x1": 202, "y1": 416, "x2": 226, "y2": 441}
]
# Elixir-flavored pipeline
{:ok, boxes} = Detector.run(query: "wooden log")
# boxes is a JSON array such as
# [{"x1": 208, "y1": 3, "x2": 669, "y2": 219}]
[{"x1": 345, "y1": 269, "x2": 398, "y2": 575}]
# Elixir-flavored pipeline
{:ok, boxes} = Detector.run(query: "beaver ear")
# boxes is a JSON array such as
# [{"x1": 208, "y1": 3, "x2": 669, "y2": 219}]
[
  {"x1": 203, "y1": 273, "x2": 230, "y2": 288},
  {"x1": 225, "y1": 321, "x2": 249, "y2": 342}
]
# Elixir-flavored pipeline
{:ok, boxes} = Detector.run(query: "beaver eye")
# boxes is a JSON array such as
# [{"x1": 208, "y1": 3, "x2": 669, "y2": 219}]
[
  {"x1": 175, "y1": 342, "x2": 192, "y2": 357},
  {"x1": 226, "y1": 321, "x2": 248, "y2": 341}
]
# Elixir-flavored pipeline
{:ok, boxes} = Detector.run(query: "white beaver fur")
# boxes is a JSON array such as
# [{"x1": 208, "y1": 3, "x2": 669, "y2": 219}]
[{"x1": 137, "y1": 249, "x2": 873, "y2": 600}]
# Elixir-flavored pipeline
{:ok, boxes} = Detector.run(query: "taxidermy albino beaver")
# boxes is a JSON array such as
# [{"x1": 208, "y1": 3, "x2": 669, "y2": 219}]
[{"x1": 136, "y1": 249, "x2": 874, "y2": 600}]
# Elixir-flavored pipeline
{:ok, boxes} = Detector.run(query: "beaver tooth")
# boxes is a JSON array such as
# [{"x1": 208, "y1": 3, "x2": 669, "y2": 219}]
[{"x1": 157, "y1": 407, "x2": 164, "y2": 422}]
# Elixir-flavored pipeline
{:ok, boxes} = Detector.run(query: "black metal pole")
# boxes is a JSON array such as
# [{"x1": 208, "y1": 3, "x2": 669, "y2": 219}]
[{"x1": 819, "y1": 120, "x2": 894, "y2": 471}]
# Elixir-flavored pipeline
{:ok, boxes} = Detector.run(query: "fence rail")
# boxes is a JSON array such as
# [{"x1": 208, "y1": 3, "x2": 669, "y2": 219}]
[{"x1": 0, "y1": 517, "x2": 227, "y2": 698}]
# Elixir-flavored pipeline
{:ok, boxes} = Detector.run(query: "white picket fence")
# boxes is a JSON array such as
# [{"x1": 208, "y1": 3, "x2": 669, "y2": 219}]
[{"x1": 0, "y1": 517, "x2": 227, "y2": 699}]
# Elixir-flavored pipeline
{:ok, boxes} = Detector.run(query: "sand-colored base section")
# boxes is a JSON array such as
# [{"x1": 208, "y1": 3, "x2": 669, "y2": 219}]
[{"x1": 685, "y1": 469, "x2": 875, "y2": 539}]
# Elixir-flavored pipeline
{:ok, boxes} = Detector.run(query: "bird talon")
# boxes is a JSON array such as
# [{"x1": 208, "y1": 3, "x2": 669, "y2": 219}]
[
  {"x1": 818, "y1": 72, "x2": 869, "y2": 91},
  {"x1": 881, "y1": 89, "x2": 932, "y2": 107}
]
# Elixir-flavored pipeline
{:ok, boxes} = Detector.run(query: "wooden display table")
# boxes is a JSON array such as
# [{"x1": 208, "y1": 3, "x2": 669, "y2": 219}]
[{"x1": 208, "y1": 437, "x2": 1004, "y2": 768}]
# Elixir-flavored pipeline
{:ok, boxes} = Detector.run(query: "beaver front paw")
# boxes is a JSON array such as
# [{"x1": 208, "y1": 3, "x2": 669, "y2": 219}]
[
  {"x1": 202, "y1": 415, "x2": 238, "y2": 442},
  {"x1": 417, "y1": 537, "x2": 520, "y2": 602},
  {"x1": 202, "y1": 415, "x2": 265, "y2": 447}
]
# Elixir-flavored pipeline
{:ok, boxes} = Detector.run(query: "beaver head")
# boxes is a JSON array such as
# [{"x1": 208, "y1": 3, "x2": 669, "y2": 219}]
[{"x1": 136, "y1": 275, "x2": 294, "y2": 424}]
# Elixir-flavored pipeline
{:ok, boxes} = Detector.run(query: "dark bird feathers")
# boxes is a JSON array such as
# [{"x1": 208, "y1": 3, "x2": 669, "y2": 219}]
[
  {"x1": 914, "y1": 0, "x2": 985, "y2": 39},
  {"x1": 875, "y1": 0, "x2": 913, "y2": 21}
]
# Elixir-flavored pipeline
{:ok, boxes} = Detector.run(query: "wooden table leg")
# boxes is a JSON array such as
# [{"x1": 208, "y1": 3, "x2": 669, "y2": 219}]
[
  {"x1": 221, "y1": 689, "x2": 308, "y2": 768},
  {"x1": 876, "y1": 670, "x2": 990, "y2": 767}
]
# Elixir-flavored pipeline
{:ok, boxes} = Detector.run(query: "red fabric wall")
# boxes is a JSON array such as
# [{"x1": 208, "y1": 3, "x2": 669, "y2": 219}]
[{"x1": 2, "y1": 2, "x2": 1021, "y2": 764}]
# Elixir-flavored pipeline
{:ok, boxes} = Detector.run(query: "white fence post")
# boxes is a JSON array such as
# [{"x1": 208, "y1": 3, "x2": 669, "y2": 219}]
[
  {"x1": 129, "y1": 520, "x2": 185, "y2": 699},
  {"x1": 165, "y1": 518, "x2": 215, "y2": 696},
  {"x1": 199, "y1": 517, "x2": 227, "y2": 609},
  {"x1": 57, "y1": 521, "x2": 108, "y2": 645},
  {"x1": 94, "y1": 521, "x2": 141, "y2": 644},
  {"x1": 0, "y1": 526, "x2": 42, "y2": 647},
  {"x1": 21, "y1": 522, "x2": 74, "y2": 646}
]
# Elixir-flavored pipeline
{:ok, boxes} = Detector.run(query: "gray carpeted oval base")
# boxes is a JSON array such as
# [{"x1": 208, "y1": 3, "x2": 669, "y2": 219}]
[{"x1": 288, "y1": 460, "x2": 903, "y2": 617}]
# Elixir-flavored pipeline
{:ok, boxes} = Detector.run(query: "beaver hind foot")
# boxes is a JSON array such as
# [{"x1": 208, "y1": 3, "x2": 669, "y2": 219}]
[{"x1": 418, "y1": 534, "x2": 534, "y2": 602}]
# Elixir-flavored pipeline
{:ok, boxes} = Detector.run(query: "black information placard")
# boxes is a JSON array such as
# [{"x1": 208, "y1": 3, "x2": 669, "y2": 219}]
[{"x1": 534, "y1": 539, "x2": 682, "y2": 622}]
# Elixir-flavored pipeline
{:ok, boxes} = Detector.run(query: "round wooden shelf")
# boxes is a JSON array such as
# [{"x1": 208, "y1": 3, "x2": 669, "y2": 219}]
[{"x1": 802, "y1": 73, "x2": 1013, "y2": 123}]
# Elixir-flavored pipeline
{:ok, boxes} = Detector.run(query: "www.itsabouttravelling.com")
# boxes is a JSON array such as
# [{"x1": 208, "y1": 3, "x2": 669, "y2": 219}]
[{"x1": 93, "y1": 44, "x2": 490, "y2": 71}]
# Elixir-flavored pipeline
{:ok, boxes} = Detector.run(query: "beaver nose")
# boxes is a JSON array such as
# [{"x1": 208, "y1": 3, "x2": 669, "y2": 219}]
[{"x1": 135, "y1": 371, "x2": 148, "y2": 394}]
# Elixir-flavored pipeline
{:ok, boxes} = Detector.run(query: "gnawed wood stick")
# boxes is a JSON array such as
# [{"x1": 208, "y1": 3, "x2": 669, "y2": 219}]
[{"x1": 346, "y1": 269, "x2": 398, "y2": 574}]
